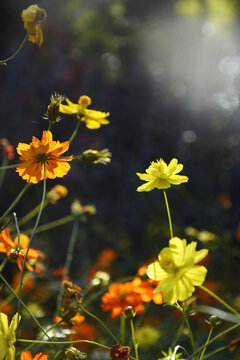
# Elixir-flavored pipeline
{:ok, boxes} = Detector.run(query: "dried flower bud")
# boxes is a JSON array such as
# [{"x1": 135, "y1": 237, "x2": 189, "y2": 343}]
[
  {"x1": 62, "y1": 280, "x2": 82, "y2": 309},
  {"x1": 47, "y1": 184, "x2": 68, "y2": 203},
  {"x1": 110, "y1": 344, "x2": 130, "y2": 360},
  {"x1": 80, "y1": 148, "x2": 112, "y2": 165},
  {"x1": 43, "y1": 93, "x2": 65, "y2": 124}
]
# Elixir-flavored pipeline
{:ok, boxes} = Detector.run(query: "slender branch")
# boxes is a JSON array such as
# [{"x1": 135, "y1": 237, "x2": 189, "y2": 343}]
[
  {"x1": 130, "y1": 319, "x2": 139, "y2": 360},
  {"x1": 0, "y1": 33, "x2": 28, "y2": 65},
  {"x1": 0, "y1": 183, "x2": 31, "y2": 224},
  {"x1": 17, "y1": 338, "x2": 110, "y2": 349},
  {"x1": 186, "y1": 322, "x2": 240, "y2": 360},
  {"x1": 163, "y1": 190, "x2": 173, "y2": 239},
  {"x1": 0, "y1": 163, "x2": 20, "y2": 170},
  {"x1": 23, "y1": 214, "x2": 74, "y2": 235},
  {"x1": 182, "y1": 303, "x2": 195, "y2": 352},
  {"x1": 199, "y1": 327, "x2": 213, "y2": 360},
  {"x1": 80, "y1": 305, "x2": 120, "y2": 343},
  {"x1": 0, "y1": 273, "x2": 52, "y2": 341},
  {"x1": 199, "y1": 285, "x2": 240, "y2": 316},
  {"x1": 17, "y1": 171, "x2": 46, "y2": 317},
  {"x1": 68, "y1": 119, "x2": 81, "y2": 145}
]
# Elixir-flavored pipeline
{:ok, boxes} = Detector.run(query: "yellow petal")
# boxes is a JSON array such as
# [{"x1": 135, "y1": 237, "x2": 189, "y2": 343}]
[
  {"x1": 147, "y1": 261, "x2": 167, "y2": 281},
  {"x1": 185, "y1": 265, "x2": 208, "y2": 286},
  {"x1": 136, "y1": 180, "x2": 158, "y2": 192},
  {"x1": 194, "y1": 248, "x2": 208, "y2": 264}
]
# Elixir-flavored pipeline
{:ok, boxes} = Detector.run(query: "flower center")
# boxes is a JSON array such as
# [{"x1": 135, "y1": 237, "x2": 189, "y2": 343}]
[
  {"x1": 150, "y1": 159, "x2": 166, "y2": 174},
  {"x1": 35, "y1": 152, "x2": 51, "y2": 165},
  {"x1": 159, "y1": 251, "x2": 177, "y2": 274}
]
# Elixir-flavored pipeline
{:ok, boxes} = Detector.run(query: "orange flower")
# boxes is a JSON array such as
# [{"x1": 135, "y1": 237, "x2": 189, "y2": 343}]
[
  {"x1": 0, "y1": 229, "x2": 42, "y2": 271},
  {"x1": 67, "y1": 323, "x2": 97, "y2": 349},
  {"x1": 54, "y1": 313, "x2": 85, "y2": 327},
  {"x1": 132, "y1": 277, "x2": 163, "y2": 305},
  {"x1": 11, "y1": 272, "x2": 36, "y2": 296},
  {"x1": 96, "y1": 248, "x2": 117, "y2": 269},
  {"x1": 21, "y1": 351, "x2": 48, "y2": 360},
  {"x1": 101, "y1": 281, "x2": 145, "y2": 318},
  {"x1": 0, "y1": 138, "x2": 14, "y2": 160},
  {"x1": 16, "y1": 130, "x2": 73, "y2": 183}
]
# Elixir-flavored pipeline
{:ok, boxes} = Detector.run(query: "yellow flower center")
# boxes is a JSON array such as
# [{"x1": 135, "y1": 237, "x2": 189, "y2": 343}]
[
  {"x1": 159, "y1": 251, "x2": 177, "y2": 274},
  {"x1": 150, "y1": 159, "x2": 166, "y2": 174},
  {"x1": 35, "y1": 152, "x2": 51, "y2": 165}
]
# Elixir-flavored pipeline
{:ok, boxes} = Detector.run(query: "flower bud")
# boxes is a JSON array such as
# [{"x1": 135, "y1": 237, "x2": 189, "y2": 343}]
[
  {"x1": 65, "y1": 347, "x2": 86, "y2": 359},
  {"x1": 80, "y1": 149, "x2": 111, "y2": 165},
  {"x1": 47, "y1": 184, "x2": 68, "y2": 204},
  {"x1": 44, "y1": 93, "x2": 65, "y2": 124},
  {"x1": 124, "y1": 306, "x2": 137, "y2": 319}
]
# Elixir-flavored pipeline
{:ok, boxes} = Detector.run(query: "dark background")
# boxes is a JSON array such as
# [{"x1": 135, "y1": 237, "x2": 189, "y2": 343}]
[{"x1": 1, "y1": 0, "x2": 240, "y2": 289}]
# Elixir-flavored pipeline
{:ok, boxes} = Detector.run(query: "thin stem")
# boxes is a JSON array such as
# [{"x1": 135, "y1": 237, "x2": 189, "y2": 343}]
[
  {"x1": 120, "y1": 314, "x2": 125, "y2": 345},
  {"x1": 0, "y1": 273, "x2": 52, "y2": 341},
  {"x1": 0, "y1": 157, "x2": 8, "y2": 188},
  {"x1": 16, "y1": 200, "x2": 49, "y2": 228},
  {"x1": 0, "y1": 163, "x2": 20, "y2": 170},
  {"x1": 199, "y1": 326, "x2": 213, "y2": 360},
  {"x1": 17, "y1": 338, "x2": 111, "y2": 349},
  {"x1": 17, "y1": 171, "x2": 46, "y2": 317},
  {"x1": 163, "y1": 190, "x2": 173, "y2": 239},
  {"x1": 64, "y1": 218, "x2": 79, "y2": 278},
  {"x1": 199, "y1": 285, "x2": 240, "y2": 316},
  {"x1": 0, "y1": 258, "x2": 8, "y2": 273},
  {"x1": 0, "y1": 183, "x2": 31, "y2": 224},
  {"x1": 182, "y1": 304, "x2": 195, "y2": 352},
  {"x1": 13, "y1": 212, "x2": 21, "y2": 249},
  {"x1": 80, "y1": 305, "x2": 120, "y2": 343},
  {"x1": 0, "y1": 33, "x2": 28, "y2": 65},
  {"x1": 186, "y1": 322, "x2": 240, "y2": 360},
  {"x1": 23, "y1": 214, "x2": 74, "y2": 235},
  {"x1": 56, "y1": 218, "x2": 79, "y2": 312},
  {"x1": 202, "y1": 344, "x2": 230, "y2": 359},
  {"x1": 68, "y1": 119, "x2": 81, "y2": 145},
  {"x1": 130, "y1": 319, "x2": 139, "y2": 360}
]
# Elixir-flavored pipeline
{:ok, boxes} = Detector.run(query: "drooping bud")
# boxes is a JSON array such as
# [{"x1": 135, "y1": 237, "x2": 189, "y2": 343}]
[{"x1": 43, "y1": 93, "x2": 65, "y2": 125}]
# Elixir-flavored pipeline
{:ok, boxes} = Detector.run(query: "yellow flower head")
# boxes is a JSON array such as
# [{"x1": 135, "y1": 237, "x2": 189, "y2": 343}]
[
  {"x1": 59, "y1": 95, "x2": 110, "y2": 129},
  {"x1": 147, "y1": 237, "x2": 208, "y2": 304},
  {"x1": 136, "y1": 158, "x2": 188, "y2": 192},
  {"x1": 21, "y1": 5, "x2": 47, "y2": 47},
  {"x1": 16, "y1": 130, "x2": 73, "y2": 184},
  {"x1": 0, "y1": 312, "x2": 20, "y2": 360}
]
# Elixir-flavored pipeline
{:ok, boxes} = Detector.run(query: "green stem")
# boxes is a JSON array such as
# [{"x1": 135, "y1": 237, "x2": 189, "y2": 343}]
[
  {"x1": 16, "y1": 200, "x2": 49, "y2": 228},
  {"x1": 23, "y1": 214, "x2": 74, "y2": 235},
  {"x1": 130, "y1": 319, "x2": 139, "y2": 360},
  {"x1": 120, "y1": 314, "x2": 125, "y2": 345},
  {"x1": 199, "y1": 285, "x2": 240, "y2": 316},
  {"x1": 68, "y1": 119, "x2": 81, "y2": 145},
  {"x1": 0, "y1": 183, "x2": 31, "y2": 224},
  {"x1": 0, "y1": 258, "x2": 8, "y2": 273},
  {"x1": 16, "y1": 318, "x2": 64, "y2": 356},
  {"x1": 199, "y1": 326, "x2": 213, "y2": 360},
  {"x1": 0, "y1": 163, "x2": 20, "y2": 170},
  {"x1": 17, "y1": 172, "x2": 46, "y2": 318},
  {"x1": 80, "y1": 305, "x2": 120, "y2": 343},
  {"x1": 186, "y1": 322, "x2": 240, "y2": 360},
  {"x1": 202, "y1": 344, "x2": 230, "y2": 359},
  {"x1": 163, "y1": 190, "x2": 173, "y2": 238},
  {"x1": 0, "y1": 33, "x2": 28, "y2": 65},
  {"x1": 17, "y1": 338, "x2": 111, "y2": 350},
  {"x1": 56, "y1": 218, "x2": 79, "y2": 312},
  {"x1": 0, "y1": 157, "x2": 8, "y2": 188},
  {"x1": 0, "y1": 273, "x2": 52, "y2": 341},
  {"x1": 13, "y1": 212, "x2": 21, "y2": 249},
  {"x1": 182, "y1": 304, "x2": 195, "y2": 352}
]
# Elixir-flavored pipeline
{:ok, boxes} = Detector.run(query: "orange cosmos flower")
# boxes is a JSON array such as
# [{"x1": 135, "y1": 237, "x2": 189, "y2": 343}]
[
  {"x1": 67, "y1": 323, "x2": 97, "y2": 349},
  {"x1": 101, "y1": 281, "x2": 145, "y2": 318},
  {"x1": 54, "y1": 313, "x2": 85, "y2": 327},
  {"x1": 16, "y1": 130, "x2": 73, "y2": 184},
  {"x1": 21, "y1": 351, "x2": 48, "y2": 360},
  {"x1": 0, "y1": 229, "x2": 42, "y2": 271}
]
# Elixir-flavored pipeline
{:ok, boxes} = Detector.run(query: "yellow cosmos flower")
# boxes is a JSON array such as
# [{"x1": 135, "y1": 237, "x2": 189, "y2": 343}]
[
  {"x1": 16, "y1": 130, "x2": 73, "y2": 184},
  {"x1": 21, "y1": 5, "x2": 47, "y2": 47},
  {"x1": 147, "y1": 237, "x2": 208, "y2": 304},
  {"x1": 59, "y1": 95, "x2": 110, "y2": 129},
  {"x1": 0, "y1": 312, "x2": 20, "y2": 360},
  {"x1": 136, "y1": 158, "x2": 188, "y2": 192}
]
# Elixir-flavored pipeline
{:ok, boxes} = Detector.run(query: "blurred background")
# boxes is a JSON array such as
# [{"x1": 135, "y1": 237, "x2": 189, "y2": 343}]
[{"x1": 1, "y1": 0, "x2": 240, "y2": 292}]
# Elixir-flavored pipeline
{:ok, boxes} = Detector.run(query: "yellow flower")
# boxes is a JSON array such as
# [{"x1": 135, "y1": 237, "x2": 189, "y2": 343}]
[
  {"x1": 16, "y1": 130, "x2": 73, "y2": 184},
  {"x1": 21, "y1": 5, "x2": 47, "y2": 47},
  {"x1": 147, "y1": 237, "x2": 208, "y2": 304},
  {"x1": 59, "y1": 95, "x2": 110, "y2": 129},
  {"x1": 0, "y1": 312, "x2": 20, "y2": 360},
  {"x1": 136, "y1": 158, "x2": 188, "y2": 192}
]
